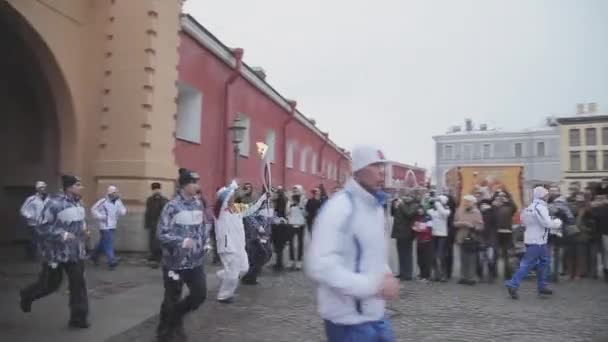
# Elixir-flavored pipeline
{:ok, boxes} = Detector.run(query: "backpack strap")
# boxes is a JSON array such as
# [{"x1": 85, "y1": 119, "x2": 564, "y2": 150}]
[{"x1": 341, "y1": 190, "x2": 363, "y2": 315}]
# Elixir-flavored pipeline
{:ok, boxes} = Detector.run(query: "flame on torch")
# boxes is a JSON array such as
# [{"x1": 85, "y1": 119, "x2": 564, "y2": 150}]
[{"x1": 256, "y1": 142, "x2": 269, "y2": 159}]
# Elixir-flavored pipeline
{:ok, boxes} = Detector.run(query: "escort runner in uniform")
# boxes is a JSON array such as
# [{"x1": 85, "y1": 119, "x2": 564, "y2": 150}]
[
  {"x1": 20, "y1": 175, "x2": 90, "y2": 329},
  {"x1": 156, "y1": 168, "x2": 207, "y2": 341}
]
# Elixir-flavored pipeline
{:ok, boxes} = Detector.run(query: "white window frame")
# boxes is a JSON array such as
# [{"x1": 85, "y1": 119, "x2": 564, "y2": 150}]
[
  {"x1": 536, "y1": 141, "x2": 546, "y2": 157},
  {"x1": 482, "y1": 143, "x2": 493, "y2": 159},
  {"x1": 443, "y1": 144, "x2": 454, "y2": 160},
  {"x1": 236, "y1": 113, "x2": 250, "y2": 157},
  {"x1": 514, "y1": 142, "x2": 523, "y2": 158},
  {"x1": 311, "y1": 152, "x2": 318, "y2": 175},
  {"x1": 462, "y1": 144, "x2": 473, "y2": 160},
  {"x1": 300, "y1": 147, "x2": 309, "y2": 173},
  {"x1": 286, "y1": 140, "x2": 296, "y2": 169},
  {"x1": 265, "y1": 129, "x2": 276, "y2": 163},
  {"x1": 175, "y1": 83, "x2": 202, "y2": 144}
]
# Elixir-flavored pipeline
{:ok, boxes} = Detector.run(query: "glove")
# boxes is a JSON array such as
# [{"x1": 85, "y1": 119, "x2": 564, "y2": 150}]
[{"x1": 553, "y1": 218, "x2": 563, "y2": 228}]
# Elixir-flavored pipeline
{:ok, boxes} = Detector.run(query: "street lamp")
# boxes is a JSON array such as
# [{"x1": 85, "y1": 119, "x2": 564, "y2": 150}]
[{"x1": 228, "y1": 116, "x2": 247, "y2": 177}]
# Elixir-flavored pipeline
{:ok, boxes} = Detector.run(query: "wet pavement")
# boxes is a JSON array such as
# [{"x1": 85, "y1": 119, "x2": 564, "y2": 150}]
[{"x1": 109, "y1": 266, "x2": 608, "y2": 342}]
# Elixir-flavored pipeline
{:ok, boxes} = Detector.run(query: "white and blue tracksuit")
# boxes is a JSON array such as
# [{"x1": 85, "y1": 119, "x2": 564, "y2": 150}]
[
  {"x1": 20, "y1": 193, "x2": 49, "y2": 257},
  {"x1": 306, "y1": 178, "x2": 394, "y2": 342},
  {"x1": 156, "y1": 193, "x2": 208, "y2": 331},
  {"x1": 20, "y1": 192, "x2": 89, "y2": 323},
  {"x1": 91, "y1": 197, "x2": 127, "y2": 266},
  {"x1": 505, "y1": 198, "x2": 562, "y2": 291}
]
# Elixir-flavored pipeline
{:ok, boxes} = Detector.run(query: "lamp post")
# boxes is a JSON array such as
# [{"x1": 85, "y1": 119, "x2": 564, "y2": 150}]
[{"x1": 228, "y1": 116, "x2": 247, "y2": 177}]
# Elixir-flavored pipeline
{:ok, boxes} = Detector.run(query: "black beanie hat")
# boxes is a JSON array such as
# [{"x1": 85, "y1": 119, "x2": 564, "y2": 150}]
[
  {"x1": 178, "y1": 168, "x2": 200, "y2": 187},
  {"x1": 62, "y1": 174, "x2": 80, "y2": 189}
]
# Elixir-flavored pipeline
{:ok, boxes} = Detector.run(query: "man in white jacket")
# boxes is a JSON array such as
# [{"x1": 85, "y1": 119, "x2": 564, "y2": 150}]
[
  {"x1": 91, "y1": 186, "x2": 127, "y2": 269},
  {"x1": 505, "y1": 186, "x2": 562, "y2": 299},
  {"x1": 20, "y1": 181, "x2": 49, "y2": 259},
  {"x1": 306, "y1": 145, "x2": 398, "y2": 342}
]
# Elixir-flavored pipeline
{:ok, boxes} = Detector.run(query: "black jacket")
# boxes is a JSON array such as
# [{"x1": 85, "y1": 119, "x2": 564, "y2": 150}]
[
  {"x1": 305, "y1": 198, "x2": 323, "y2": 227},
  {"x1": 592, "y1": 202, "x2": 608, "y2": 236},
  {"x1": 145, "y1": 193, "x2": 169, "y2": 230},
  {"x1": 478, "y1": 199, "x2": 497, "y2": 246},
  {"x1": 391, "y1": 200, "x2": 419, "y2": 240}
]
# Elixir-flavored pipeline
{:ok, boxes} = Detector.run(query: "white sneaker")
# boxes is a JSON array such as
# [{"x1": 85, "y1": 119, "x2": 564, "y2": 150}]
[
  {"x1": 295, "y1": 261, "x2": 303, "y2": 270},
  {"x1": 289, "y1": 261, "x2": 296, "y2": 269}
]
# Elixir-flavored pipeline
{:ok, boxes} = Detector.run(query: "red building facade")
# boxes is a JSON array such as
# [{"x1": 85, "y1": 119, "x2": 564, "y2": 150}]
[
  {"x1": 175, "y1": 16, "x2": 351, "y2": 200},
  {"x1": 385, "y1": 162, "x2": 426, "y2": 192}
]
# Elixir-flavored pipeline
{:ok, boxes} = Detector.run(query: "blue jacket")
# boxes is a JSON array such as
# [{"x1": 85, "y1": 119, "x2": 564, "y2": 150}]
[
  {"x1": 36, "y1": 193, "x2": 87, "y2": 263},
  {"x1": 157, "y1": 193, "x2": 206, "y2": 270}
]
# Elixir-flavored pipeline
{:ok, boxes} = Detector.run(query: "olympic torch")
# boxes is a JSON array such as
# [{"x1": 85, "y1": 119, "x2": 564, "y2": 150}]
[{"x1": 256, "y1": 141, "x2": 271, "y2": 193}]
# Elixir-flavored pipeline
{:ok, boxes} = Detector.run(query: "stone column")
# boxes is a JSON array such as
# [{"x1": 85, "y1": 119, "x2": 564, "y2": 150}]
[{"x1": 95, "y1": 0, "x2": 182, "y2": 251}]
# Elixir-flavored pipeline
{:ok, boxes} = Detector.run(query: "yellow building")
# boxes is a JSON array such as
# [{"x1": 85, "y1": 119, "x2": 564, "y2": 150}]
[
  {"x1": 557, "y1": 103, "x2": 608, "y2": 192},
  {"x1": 0, "y1": 0, "x2": 183, "y2": 249}
]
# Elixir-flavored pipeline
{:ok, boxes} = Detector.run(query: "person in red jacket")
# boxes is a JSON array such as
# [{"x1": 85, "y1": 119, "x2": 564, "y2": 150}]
[{"x1": 412, "y1": 208, "x2": 433, "y2": 282}]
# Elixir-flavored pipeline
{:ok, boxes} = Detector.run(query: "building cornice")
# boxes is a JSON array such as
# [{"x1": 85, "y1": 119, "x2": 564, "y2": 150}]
[
  {"x1": 556, "y1": 115, "x2": 608, "y2": 125},
  {"x1": 180, "y1": 15, "x2": 350, "y2": 160}
]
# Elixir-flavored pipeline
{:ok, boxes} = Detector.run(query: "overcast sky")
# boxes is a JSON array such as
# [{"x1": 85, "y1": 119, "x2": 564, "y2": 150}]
[{"x1": 184, "y1": 0, "x2": 608, "y2": 170}]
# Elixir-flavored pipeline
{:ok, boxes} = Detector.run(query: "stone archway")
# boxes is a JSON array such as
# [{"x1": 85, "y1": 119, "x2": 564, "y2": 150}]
[{"x1": 0, "y1": 2, "x2": 75, "y2": 244}]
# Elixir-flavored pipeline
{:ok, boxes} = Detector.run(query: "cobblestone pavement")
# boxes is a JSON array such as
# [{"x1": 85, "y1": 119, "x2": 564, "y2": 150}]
[{"x1": 109, "y1": 265, "x2": 608, "y2": 342}]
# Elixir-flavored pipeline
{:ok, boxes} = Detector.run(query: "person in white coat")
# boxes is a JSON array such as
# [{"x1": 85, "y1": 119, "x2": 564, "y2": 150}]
[
  {"x1": 427, "y1": 195, "x2": 451, "y2": 282},
  {"x1": 306, "y1": 145, "x2": 399, "y2": 342},
  {"x1": 505, "y1": 186, "x2": 562, "y2": 299},
  {"x1": 214, "y1": 181, "x2": 267, "y2": 303},
  {"x1": 20, "y1": 181, "x2": 49, "y2": 259},
  {"x1": 287, "y1": 186, "x2": 307, "y2": 270},
  {"x1": 91, "y1": 186, "x2": 127, "y2": 269}
]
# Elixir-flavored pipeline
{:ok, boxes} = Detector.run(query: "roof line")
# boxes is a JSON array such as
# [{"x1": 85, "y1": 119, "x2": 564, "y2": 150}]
[
  {"x1": 389, "y1": 161, "x2": 426, "y2": 172},
  {"x1": 181, "y1": 14, "x2": 350, "y2": 160}
]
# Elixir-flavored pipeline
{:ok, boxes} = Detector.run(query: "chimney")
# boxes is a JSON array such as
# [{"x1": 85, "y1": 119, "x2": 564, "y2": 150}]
[
  {"x1": 588, "y1": 102, "x2": 597, "y2": 114},
  {"x1": 251, "y1": 66, "x2": 266, "y2": 80},
  {"x1": 465, "y1": 118, "x2": 473, "y2": 132},
  {"x1": 480, "y1": 124, "x2": 488, "y2": 131},
  {"x1": 576, "y1": 103, "x2": 585, "y2": 115},
  {"x1": 546, "y1": 116, "x2": 558, "y2": 127}
]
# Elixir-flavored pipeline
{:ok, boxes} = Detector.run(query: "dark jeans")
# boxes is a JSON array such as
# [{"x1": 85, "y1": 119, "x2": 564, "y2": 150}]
[
  {"x1": 21, "y1": 261, "x2": 89, "y2": 323},
  {"x1": 396, "y1": 237, "x2": 414, "y2": 280},
  {"x1": 586, "y1": 238, "x2": 601, "y2": 278},
  {"x1": 289, "y1": 225, "x2": 304, "y2": 262},
  {"x1": 25, "y1": 226, "x2": 37, "y2": 260},
  {"x1": 478, "y1": 246, "x2": 497, "y2": 281},
  {"x1": 147, "y1": 226, "x2": 162, "y2": 262},
  {"x1": 564, "y1": 238, "x2": 586, "y2": 279},
  {"x1": 549, "y1": 240, "x2": 563, "y2": 282},
  {"x1": 159, "y1": 266, "x2": 206, "y2": 333},
  {"x1": 498, "y1": 233, "x2": 513, "y2": 279},
  {"x1": 417, "y1": 240, "x2": 433, "y2": 279},
  {"x1": 432, "y1": 236, "x2": 448, "y2": 280},
  {"x1": 446, "y1": 232, "x2": 455, "y2": 279}
]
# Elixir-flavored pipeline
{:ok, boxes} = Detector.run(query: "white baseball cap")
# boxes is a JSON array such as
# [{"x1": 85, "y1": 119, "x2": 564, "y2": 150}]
[
  {"x1": 107, "y1": 185, "x2": 118, "y2": 195},
  {"x1": 351, "y1": 145, "x2": 388, "y2": 172},
  {"x1": 35, "y1": 181, "x2": 47, "y2": 189}
]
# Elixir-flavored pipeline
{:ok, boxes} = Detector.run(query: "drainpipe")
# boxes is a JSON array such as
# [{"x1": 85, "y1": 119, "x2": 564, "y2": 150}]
[
  {"x1": 318, "y1": 132, "x2": 329, "y2": 183},
  {"x1": 222, "y1": 48, "x2": 244, "y2": 185},
  {"x1": 281, "y1": 100, "x2": 297, "y2": 187},
  {"x1": 337, "y1": 149, "x2": 345, "y2": 186}
]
